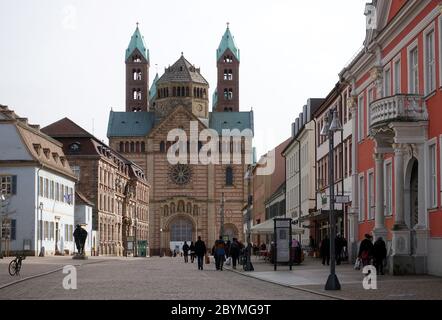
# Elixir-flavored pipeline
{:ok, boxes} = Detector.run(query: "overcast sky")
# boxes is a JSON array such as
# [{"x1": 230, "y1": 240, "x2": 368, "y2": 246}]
[{"x1": 0, "y1": 0, "x2": 367, "y2": 157}]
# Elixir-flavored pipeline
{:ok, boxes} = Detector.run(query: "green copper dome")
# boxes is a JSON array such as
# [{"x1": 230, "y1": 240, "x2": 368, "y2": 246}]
[
  {"x1": 125, "y1": 26, "x2": 149, "y2": 62},
  {"x1": 216, "y1": 25, "x2": 240, "y2": 62}
]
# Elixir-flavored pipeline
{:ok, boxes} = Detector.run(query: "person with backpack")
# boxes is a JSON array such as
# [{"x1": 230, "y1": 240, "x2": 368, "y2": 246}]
[
  {"x1": 194, "y1": 236, "x2": 207, "y2": 270},
  {"x1": 214, "y1": 236, "x2": 226, "y2": 271},
  {"x1": 358, "y1": 234, "x2": 374, "y2": 267},
  {"x1": 182, "y1": 241, "x2": 190, "y2": 263}
]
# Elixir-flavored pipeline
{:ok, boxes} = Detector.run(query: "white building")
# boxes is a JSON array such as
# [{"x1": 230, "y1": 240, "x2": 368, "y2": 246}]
[
  {"x1": 313, "y1": 83, "x2": 354, "y2": 259},
  {"x1": 74, "y1": 191, "x2": 94, "y2": 256},
  {"x1": 283, "y1": 99, "x2": 324, "y2": 248},
  {"x1": 0, "y1": 105, "x2": 77, "y2": 256}
]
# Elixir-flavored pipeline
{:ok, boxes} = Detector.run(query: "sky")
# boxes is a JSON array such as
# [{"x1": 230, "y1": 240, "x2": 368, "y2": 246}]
[{"x1": 0, "y1": 0, "x2": 368, "y2": 157}]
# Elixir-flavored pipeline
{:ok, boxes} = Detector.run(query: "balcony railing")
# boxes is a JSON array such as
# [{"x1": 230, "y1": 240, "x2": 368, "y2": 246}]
[{"x1": 370, "y1": 94, "x2": 428, "y2": 128}]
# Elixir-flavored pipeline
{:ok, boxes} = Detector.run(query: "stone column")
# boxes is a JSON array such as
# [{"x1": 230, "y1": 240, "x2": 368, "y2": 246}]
[
  {"x1": 391, "y1": 144, "x2": 411, "y2": 274},
  {"x1": 373, "y1": 153, "x2": 388, "y2": 240},
  {"x1": 393, "y1": 144, "x2": 406, "y2": 227}
]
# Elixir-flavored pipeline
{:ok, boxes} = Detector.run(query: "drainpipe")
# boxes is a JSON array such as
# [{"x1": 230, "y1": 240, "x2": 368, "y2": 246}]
[{"x1": 36, "y1": 165, "x2": 44, "y2": 257}]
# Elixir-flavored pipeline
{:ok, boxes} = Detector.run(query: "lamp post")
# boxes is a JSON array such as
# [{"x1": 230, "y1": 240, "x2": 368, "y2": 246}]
[
  {"x1": 320, "y1": 109, "x2": 342, "y2": 291},
  {"x1": 159, "y1": 228, "x2": 163, "y2": 257},
  {"x1": 38, "y1": 202, "x2": 44, "y2": 257},
  {"x1": 244, "y1": 166, "x2": 253, "y2": 272}
]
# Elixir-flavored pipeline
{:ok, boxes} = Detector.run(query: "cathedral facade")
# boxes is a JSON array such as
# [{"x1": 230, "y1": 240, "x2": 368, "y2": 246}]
[{"x1": 107, "y1": 25, "x2": 254, "y2": 256}]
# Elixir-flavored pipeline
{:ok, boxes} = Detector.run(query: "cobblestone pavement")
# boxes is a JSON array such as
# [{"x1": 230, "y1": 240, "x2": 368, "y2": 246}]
[
  {"x1": 0, "y1": 256, "x2": 331, "y2": 300},
  {"x1": 227, "y1": 256, "x2": 442, "y2": 300}
]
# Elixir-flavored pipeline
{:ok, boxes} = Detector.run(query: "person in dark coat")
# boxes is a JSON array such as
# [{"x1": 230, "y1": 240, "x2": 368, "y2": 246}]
[
  {"x1": 214, "y1": 236, "x2": 226, "y2": 271},
  {"x1": 73, "y1": 225, "x2": 88, "y2": 255},
  {"x1": 229, "y1": 238, "x2": 241, "y2": 269},
  {"x1": 320, "y1": 236, "x2": 330, "y2": 266},
  {"x1": 335, "y1": 234, "x2": 343, "y2": 265},
  {"x1": 358, "y1": 234, "x2": 374, "y2": 267},
  {"x1": 194, "y1": 236, "x2": 207, "y2": 270},
  {"x1": 182, "y1": 241, "x2": 190, "y2": 263},
  {"x1": 373, "y1": 237, "x2": 387, "y2": 275},
  {"x1": 189, "y1": 242, "x2": 196, "y2": 263}
]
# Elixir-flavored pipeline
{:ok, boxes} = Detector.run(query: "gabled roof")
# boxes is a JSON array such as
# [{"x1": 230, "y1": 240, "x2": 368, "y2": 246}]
[
  {"x1": 125, "y1": 26, "x2": 149, "y2": 62},
  {"x1": 158, "y1": 54, "x2": 208, "y2": 85},
  {"x1": 107, "y1": 111, "x2": 156, "y2": 138},
  {"x1": 149, "y1": 73, "x2": 160, "y2": 101},
  {"x1": 41, "y1": 117, "x2": 92, "y2": 138},
  {"x1": 209, "y1": 111, "x2": 254, "y2": 136},
  {"x1": 217, "y1": 25, "x2": 240, "y2": 62},
  {"x1": 76, "y1": 191, "x2": 94, "y2": 207}
]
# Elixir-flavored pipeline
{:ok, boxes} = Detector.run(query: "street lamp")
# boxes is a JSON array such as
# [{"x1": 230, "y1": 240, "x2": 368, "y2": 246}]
[
  {"x1": 320, "y1": 109, "x2": 342, "y2": 291},
  {"x1": 244, "y1": 166, "x2": 253, "y2": 272},
  {"x1": 159, "y1": 228, "x2": 163, "y2": 257},
  {"x1": 134, "y1": 217, "x2": 138, "y2": 257},
  {"x1": 38, "y1": 202, "x2": 44, "y2": 257}
]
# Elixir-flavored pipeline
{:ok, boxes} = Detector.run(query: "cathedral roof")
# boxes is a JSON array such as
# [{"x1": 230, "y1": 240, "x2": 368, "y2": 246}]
[
  {"x1": 217, "y1": 25, "x2": 240, "y2": 62},
  {"x1": 149, "y1": 73, "x2": 160, "y2": 101},
  {"x1": 158, "y1": 54, "x2": 209, "y2": 85},
  {"x1": 209, "y1": 111, "x2": 254, "y2": 136},
  {"x1": 125, "y1": 25, "x2": 149, "y2": 62},
  {"x1": 107, "y1": 111, "x2": 156, "y2": 138}
]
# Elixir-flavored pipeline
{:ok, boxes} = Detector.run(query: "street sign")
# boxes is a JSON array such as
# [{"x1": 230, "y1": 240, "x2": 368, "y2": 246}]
[{"x1": 335, "y1": 195, "x2": 350, "y2": 204}]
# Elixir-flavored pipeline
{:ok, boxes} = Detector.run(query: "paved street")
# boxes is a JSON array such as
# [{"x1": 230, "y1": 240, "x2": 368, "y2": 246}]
[{"x1": 0, "y1": 256, "x2": 331, "y2": 300}]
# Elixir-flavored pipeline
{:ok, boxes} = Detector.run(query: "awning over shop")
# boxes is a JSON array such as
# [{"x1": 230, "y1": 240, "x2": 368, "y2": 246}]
[{"x1": 250, "y1": 218, "x2": 305, "y2": 235}]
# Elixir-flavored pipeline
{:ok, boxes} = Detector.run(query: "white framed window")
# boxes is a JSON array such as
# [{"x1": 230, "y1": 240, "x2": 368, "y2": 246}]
[
  {"x1": 0, "y1": 176, "x2": 16, "y2": 196},
  {"x1": 428, "y1": 140, "x2": 437, "y2": 209},
  {"x1": 358, "y1": 94, "x2": 364, "y2": 142},
  {"x1": 358, "y1": 174, "x2": 365, "y2": 222},
  {"x1": 424, "y1": 25, "x2": 436, "y2": 95},
  {"x1": 408, "y1": 40, "x2": 419, "y2": 94},
  {"x1": 368, "y1": 170, "x2": 375, "y2": 220},
  {"x1": 384, "y1": 65, "x2": 392, "y2": 97},
  {"x1": 385, "y1": 160, "x2": 393, "y2": 216},
  {"x1": 393, "y1": 55, "x2": 401, "y2": 94},
  {"x1": 367, "y1": 87, "x2": 374, "y2": 134}
]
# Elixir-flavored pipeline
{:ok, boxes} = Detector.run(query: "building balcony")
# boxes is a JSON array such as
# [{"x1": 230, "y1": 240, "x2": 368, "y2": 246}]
[{"x1": 370, "y1": 94, "x2": 428, "y2": 129}]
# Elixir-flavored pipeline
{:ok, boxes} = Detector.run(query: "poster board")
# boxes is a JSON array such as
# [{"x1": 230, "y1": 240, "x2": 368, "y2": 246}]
[{"x1": 274, "y1": 218, "x2": 292, "y2": 270}]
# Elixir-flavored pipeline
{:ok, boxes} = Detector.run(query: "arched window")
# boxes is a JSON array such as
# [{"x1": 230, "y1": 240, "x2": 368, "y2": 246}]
[
  {"x1": 224, "y1": 69, "x2": 228, "y2": 80},
  {"x1": 187, "y1": 203, "x2": 192, "y2": 214},
  {"x1": 136, "y1": 141, "x2": 140, "y2": 152},
  {"x1": 178, "y1": 200, "x2": 185, "y2": 212},
  {"x1": 141, "y1": 142, "x2": 145, "y2": 152},
  {"x1": 164, "y1": 205, "x2": 169, "y2": 217},
  {"x1": 182, "y1": 87, "x2": 185, "y2": 97},
  {"x1": 173, "y1": 87, "x2": 176, "y2": 97},
  {"x1": 224, "y1": 88, "x2": 228, "y2": 100},
  {"x1": 228, "y1": 70, "x2": 233, "y2": 80},
  {"x1": 193, "y1": 87, "x2": 197, "y2": 97},
  {"x1": 177, "y1": 87, "x2": 181, "y2": 97},
  {"x1": 226, "y1": 167, "x2": 233, "y2": 186},
  {"x1": 125, "y1": 142, "x2": 129, "y2": 153},
  {"x1": 160, "y1": 141, "x2": 165, "y2": 153},
  {"x1": 186, "y1": 87, "x2": 190, "y2": 97},
  {"x1": 170, "y1": 218, "x2": 192, "y2": 242},
  {"x1": 119, "y1": 141, "x2": 124, "y2": 152},
  {"x1": 130, "y1": 142, "x2": 135, "y2": 153},
  {"x1": 170, "y1": 203, "x2": 176, "y2": 213}
]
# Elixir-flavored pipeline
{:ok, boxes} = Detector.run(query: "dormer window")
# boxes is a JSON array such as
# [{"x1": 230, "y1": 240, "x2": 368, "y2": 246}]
[
  {"x1": 43, "y1": 148, "x2": 50, "y2": 159},
  {"x1": 60, "y1": 156, "x2": 66, "y2": 167},
  {"x1": 33, "y1": 144, "x2": 42, "y2": 155},
  {"x1": 52, "y1": 152, "x2": 59, "y2": 163},
  {"x1": 69, "y1": 142, "x2": 81, "y2": 152}
]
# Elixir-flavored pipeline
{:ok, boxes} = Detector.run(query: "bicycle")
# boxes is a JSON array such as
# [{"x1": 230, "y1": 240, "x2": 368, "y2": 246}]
[{"x1": 9, "y1": 254, "x2": 26, "y2": 276}]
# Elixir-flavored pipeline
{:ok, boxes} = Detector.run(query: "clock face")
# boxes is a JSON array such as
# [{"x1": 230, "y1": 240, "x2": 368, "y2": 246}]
[{"x1": 169, "y1": 164, "x2": 192, "y2": 186}]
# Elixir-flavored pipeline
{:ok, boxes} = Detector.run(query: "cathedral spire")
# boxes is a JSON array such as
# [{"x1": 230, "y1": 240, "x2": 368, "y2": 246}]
[
  {"x1": 125, "y1": 23, "x2": 149, "y2": 62},
  {"x1": 216, "y1": 23, "x2": 240, "y2": 62}
]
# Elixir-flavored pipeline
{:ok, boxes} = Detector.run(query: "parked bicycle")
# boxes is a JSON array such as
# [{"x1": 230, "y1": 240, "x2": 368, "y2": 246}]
[{"x1": 9, "y1": 254, "x2": 26, "y2": 276}]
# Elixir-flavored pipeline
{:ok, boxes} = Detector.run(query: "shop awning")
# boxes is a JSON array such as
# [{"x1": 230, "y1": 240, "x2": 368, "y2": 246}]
[{"x1": 250, "y1": 218, "x2": 305, "y2": 235}]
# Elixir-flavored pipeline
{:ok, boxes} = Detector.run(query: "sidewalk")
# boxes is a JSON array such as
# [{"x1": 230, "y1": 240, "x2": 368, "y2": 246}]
[{"x1": 226, "y1": 256, "x2": 442, "y2": 300}]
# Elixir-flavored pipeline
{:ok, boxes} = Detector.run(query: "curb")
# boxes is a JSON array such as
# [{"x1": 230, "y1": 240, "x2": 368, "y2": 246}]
[
  {"x1": 0, "y1": 260, "x2": 106, "y2": 290},
  {"x1": 225, "y1": 266, "x2": 348, "y2": 301}
]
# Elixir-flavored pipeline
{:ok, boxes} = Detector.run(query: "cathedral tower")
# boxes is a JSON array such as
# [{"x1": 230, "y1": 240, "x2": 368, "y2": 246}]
[
  {"x1": 213, "y1": 23, "x2": 240, "y2": 112},
  {"x1": 125, "y1": 24, "x2": 150, "y2": 112}
]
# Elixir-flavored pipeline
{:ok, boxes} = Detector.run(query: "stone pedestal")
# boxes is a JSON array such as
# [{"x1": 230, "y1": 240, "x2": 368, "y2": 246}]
[
  {"x1": 390, "y1": 227, "x2": 411, "y2": 275},
  {"x1": 372, "y1": 228, "x2": 388, "y2": 243},
  {"x1": 73, "y1": 253, "x2": 88, "y2": 260}
]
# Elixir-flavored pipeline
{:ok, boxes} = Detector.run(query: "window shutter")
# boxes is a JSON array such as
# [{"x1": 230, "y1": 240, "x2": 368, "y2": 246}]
[
  {"x1": 11, "y1": 220, "x2": 16, "y2": 240},
  {"x1": 12, "y1": 176, "x2": 17, "y2": 195}
]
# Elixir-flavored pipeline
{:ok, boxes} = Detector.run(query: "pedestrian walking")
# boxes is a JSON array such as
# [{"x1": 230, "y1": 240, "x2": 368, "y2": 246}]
[
  {"x1": 320, "y1": 235, "x2": 330, "y2": 266},
  {"x1": 358, "y1": 234, "x2": 374, "y2": 267},
  {"x1": 230, "y1": 238, "x2": 241, "y2": 269},
  {"x1": 214, "y1": 236, "x2": 226, "y2": 271},
  {"x1": 335, "y1": 234, "x2": 343, "y2": 265},
  {"x1": 373, "y1": 237, "x2": 387, "y2": 275},
  {"x1": 195, "y1": 236, "x2": 207, "y2": 270},
  {"x1": 189, "y1": 241, "x2": 196, "y2": 263},
  {"x1": 182, "y1": 241, "x2": 190, "y2": 263}
]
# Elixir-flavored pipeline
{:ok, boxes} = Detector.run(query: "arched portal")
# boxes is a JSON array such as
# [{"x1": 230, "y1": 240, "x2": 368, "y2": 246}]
[
  {"x1": 223, "y1": 224, "x2": 239, "y2": 241},
  {"x1": 405, "y1": 157, "x2": 419, "y2": 254}
]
